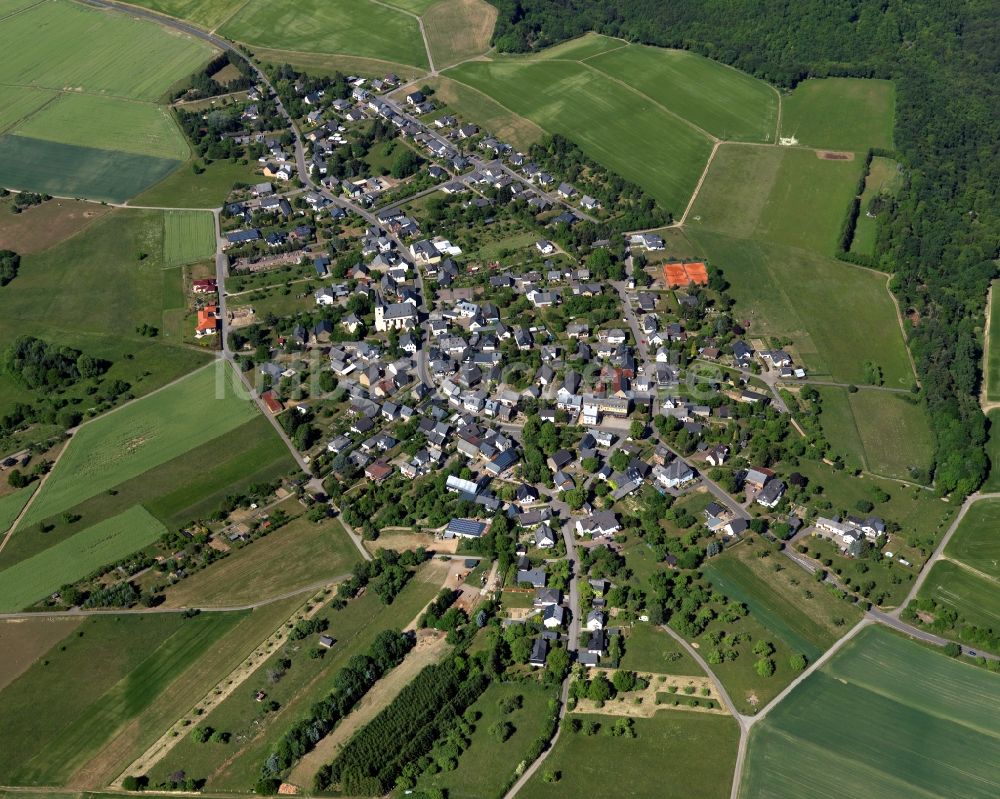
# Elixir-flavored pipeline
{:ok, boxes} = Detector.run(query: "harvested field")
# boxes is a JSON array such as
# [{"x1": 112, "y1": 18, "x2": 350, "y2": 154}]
[
  {"x1": 0, "y1": 617, "x2": 84, "y2": 692},
  {"x1": 423, "y1": 0, "x2": 497, "y2": 68},
  {"x1": 0, "y1": 198, "x2": 111, "y2": 254}
]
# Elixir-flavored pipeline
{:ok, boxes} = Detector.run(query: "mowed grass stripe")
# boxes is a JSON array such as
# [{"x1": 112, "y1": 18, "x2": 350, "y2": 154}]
[
  {"x1": 13, "y1": 94, "x2": 190, "y2": 160},
  {"x1": 0, "y1": 0, "x2": 214, "y2": 101},
  {"x1": 22, "y1": 363, "x2": 258, "y2": 527},
  {"x1": 163, "y1": 210, "x2": 216, "y2": 266},
  {"x1": 0, "y1": 135, "x2": 181, "y2": 202},
  {"x1": 10, "y1": 612, "x2": 247, "y2": 785},
  {"x1": 0, "y1": 505, "x2": 167, "y2": 612},
  {"x1": 587, "y1": 45, "x2": 777, "y2": 142},
  {"x1": 446, "y1": 59, "x2": 713, "y2": 212},
  {"x1": 220, "y1": 0, "x2": 429, "y2": 68}
]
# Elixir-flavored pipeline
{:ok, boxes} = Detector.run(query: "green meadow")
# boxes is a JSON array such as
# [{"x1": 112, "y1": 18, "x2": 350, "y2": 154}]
[
  {"x1": 688, "y1": 144, "x2": 865, "y2": 255},
  {"x1": 917, "y1": 560, "x2": 1000, "y2": 632},
  {"x1": 779, "y1": 77, "x2": 895, "y2": 152},
  {"x1": 0, "y1": 505, "x2": 167, "y2": 612},
  {"x1": 0, "y1": 612, "x2": 248, "y2": 785},
  {"x1": 221, "y1": 0, "x2": 430, "y2": 68},
  {"x1": 446, "y1": 58, "x2": 714, "y2": 211},
  {"x1": 944, "y1": 499, "x2": 1000, "y2": 580},
  {"x1": 740, "y1": 626, "x2": 1000, "y2": 799},
  {"x1": 686, "y1": 230, "x2": 914, "y2": 386},
  {"x1": 587, "y1": 44, "x2": 778, "y2": 141},
  {"x1": 21, "y1": 363, "x2": 257, "y2": 528},
  {"x1": 986, "y1": 280, "x2": 1000, "y2": 402},
  {"x1": 125, "y1": 0, "x2": 248, "y2": 29}
]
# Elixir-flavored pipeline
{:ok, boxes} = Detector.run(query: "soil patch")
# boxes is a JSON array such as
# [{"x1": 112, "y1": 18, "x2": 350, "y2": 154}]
[{"x1": 817, "y1": 150, "x2": 854, "y2": 161}]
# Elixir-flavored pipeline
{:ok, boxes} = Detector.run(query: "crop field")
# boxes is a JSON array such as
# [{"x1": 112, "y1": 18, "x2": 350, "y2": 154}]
[
  {"x1": 0, "y1": 1, "x2": 213, "y2": 101},
  {"x1": 945, "y1": 499, "x2": 1000, "y2": 580},
  {"x1": 21, "y1": 363, "x2": 257, "y2": 527},
  {"x1": 587, "y1": 45, "x2": 778, "y2": 141},
  {"x1": 740, "y1": 626, "x2": 1000, "y2": 799},
  {"x1": 0, "y1": 0, "x2": 213, "y2": 199},
  {"x1": 12, "y1": 94, "x2": 189, "y2": 160},
  {"x1": 688, "y1": 144, "x2": 864, "y2": 255},
  {"x1": 423, "y1": 0, "x2": 497, "y2": 68},
  {"x1": 446, "y1": 59, "x2": 713, "y2": 211},
  {"x1": 380, "y1": 0, "x2": 439, "y2": 11},
  {"x1": 703, "y1": 545, "x2": 860, "y2": 662},
  {"x1": 163, "y1": 211, "x2": 216, "y2": 266},
  {"x1": 133, "y1": 158, "x2": 261, "y2": 208},
  {"x1": 779, "y1": 77, "x2": 895, "y2": 152},
  {"x1": 686, "y1": 230, "x2": 913, "y2": 386},
  {"x1": 0, "y1": 136, "x2": 183, "y2": 203},
  {"x1": 125, "y1": 0, "x2": 248, "y2": 29},
  {"x1": 164, "y1": 516, "x2": 361, "y2": 607},
  {"x1": 0, "y1": 85, "x2": 56, "y2": 134},
  {"x1": 0, "y1": 485, "x2": 35, "y2": 535},
  {"x1": 417, "y1": 681, "x2": 557, "y2": 799},
  {"x1": 851, "y1": 156, "x2": 902, "y2": 256},
  {"x1": 0, "y1": 617, "x2": 83, "y2": 693},
  {"x1": 0, "y1": 612, "x2": 248, "y2": 786},
  {"x1": 220, "y1": 0, "x2": 429, "y2": 68},
  {"x1": 524, "y1": 32, "x2": 628, "y2": 61},
  {"x1": 0, "y1": 505, "x2": 167, "y2": 612},
  {"x1": 150, "y1": 562, "x2": 446, "y2": 790},
  {"x1": 917, "y1": 560, "x2": 1000, "y2": 632},
  {"x1": 986, "y1": 281, "x2": 1000, "y2": 402},
  {"x1": 426, "y1": 77, "x2": 545, "y2": 149},
  {"x1": 519, "y1": 712, "x2": 738, "y2": 799}
]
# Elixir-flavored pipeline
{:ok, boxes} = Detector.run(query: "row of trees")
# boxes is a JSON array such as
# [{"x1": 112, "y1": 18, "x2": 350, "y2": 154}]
[{"x1": 256, "y1": 629, "x2": 412, "y2": 791}]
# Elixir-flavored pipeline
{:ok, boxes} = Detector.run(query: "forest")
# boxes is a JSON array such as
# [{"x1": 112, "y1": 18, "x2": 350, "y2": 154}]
[{"x1": 488, "y1": 0, "x2": 1000, "y2": 495}]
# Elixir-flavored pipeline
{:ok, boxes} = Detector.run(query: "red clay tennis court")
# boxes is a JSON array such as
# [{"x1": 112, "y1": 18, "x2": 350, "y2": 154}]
[{"x1": 663, "y1": 261, "x2": 708, "y2": 288}]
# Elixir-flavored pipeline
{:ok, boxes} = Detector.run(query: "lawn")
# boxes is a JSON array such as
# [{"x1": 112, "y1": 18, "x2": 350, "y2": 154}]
[
  {"x1": 163, "y1": 210, "x2": 216, "y2": 266},
  {"x1": 944, "y1": 499, "x2": 1000, "y2": 580},
  {"x1": 986, "y1": 280, "x2": 1000, "y2": 402},
  {"x1": 417, "y1": 681, "x2": 557, "y2": 799},
  {"x1": 704, "y1": 542, "x2": 861, "y2": 662},
  {"x1": 0, "y1": 196, "x2": 111, "y2": 254},
  {"x1": 164, "y1": 517, "x2": 361, "y2": 607},
  {"x1": 12, "y1": 93, "x2": 190, "y2": 160},
  {"x1": 150, "y1": 561, "x2": 446, "y2": 790},
  {"x1": 423, "y1": 0, "x2": 497, "y2": 68},
  {"x1": 20, "y1": 363, "x2": 258, "y2": 528},
  {"x1": 220, "y1": 0, "x2": 429, "y2": 69},
  {"x1": 0, "y1": 505, "x2": 167, "y2": 612},
  {"x1": 0, "y1": 135, "x2": 183, "y2": 203},
  {"x1": 685, "y1": 230, "x2": 914, "y2": 386},
  {"x1": 779, "y1": 77, "x2": 895, "y2": 152},
  {"x1": 916, "y1": 560, "x2": 1000, "y2": 632},
  {"x1": 423, "y1": 76, "x2": 544, "y2": 150},
  {"x1": 0, "y1": 0, "x2": 214, "y2": 102},
  {"x1": 847, "y1": 390, "x2": 934, "y2": 481},
  {"x1": 688, "y1": 144, "x2": 865, "y2": 255},
  {"x1": 518, "y1": 711, "x2": 738, "y2": 799},
  {"x1": 0, "y1": 611, "x2": 249, "y2": 786},
  {"x1": 133, "y1": 158, "x2": 261, "y2": 208},
  {"x1": 587, "y1": 44, "x2": 778, "y2": 142},
  {"x1": 619, "y1": 623, "x2": 701, "y2": 675},
  {"x1": 445, "y1": 58, "x2": 714, "y2": 212},
  {"x1": 850, "y1": 156, "x2": 902, "y2": 256},
  {"x1": 0, "y1": 485, "x2": 35, "y2": 535},
  {"x1": 739, "y1": 625, "x2": 1000, "y2": 799},
  {"x1": 124, "y1": 0, "x2": 249, "y2": 29}
]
